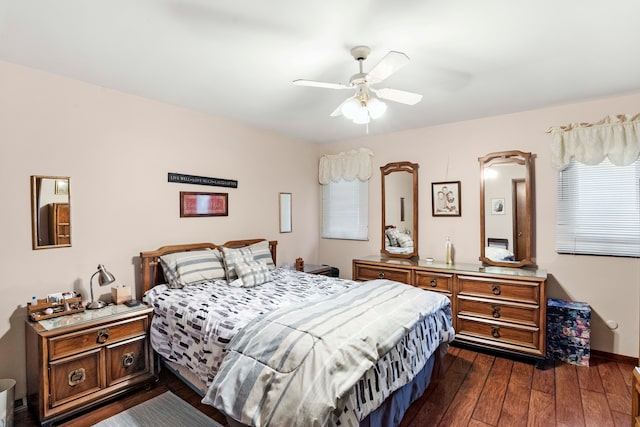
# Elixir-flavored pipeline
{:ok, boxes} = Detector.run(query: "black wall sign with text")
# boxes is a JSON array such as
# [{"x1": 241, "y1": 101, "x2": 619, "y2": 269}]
[{"x1": 168, "y1": 173, "x2": 238, "y2": 189}]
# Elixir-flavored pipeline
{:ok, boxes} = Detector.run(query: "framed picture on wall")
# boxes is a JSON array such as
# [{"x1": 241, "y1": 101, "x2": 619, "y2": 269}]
[
  {"x1": 180, "y1": 192, "x2": 228, "y2": 217},
  {"x1": 432, "y1": 181, "x2": 461, "y2": 217},
  {"x1": 491, "y1": 198, "x2": 505, "y2": 215}
]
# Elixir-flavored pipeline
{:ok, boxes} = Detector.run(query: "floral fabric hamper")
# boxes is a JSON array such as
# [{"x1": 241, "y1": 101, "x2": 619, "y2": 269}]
[{"x1": 546, "y1": 298, "x2": 591, "y2": 367}]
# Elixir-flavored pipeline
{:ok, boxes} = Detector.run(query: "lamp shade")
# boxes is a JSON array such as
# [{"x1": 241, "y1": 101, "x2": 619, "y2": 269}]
[
  {"x1": 87, "y1": 264, "x2": 116, "y2": 310},
  {"x1": 367, "y1": 97, "x2": 387, "y2": 119}
]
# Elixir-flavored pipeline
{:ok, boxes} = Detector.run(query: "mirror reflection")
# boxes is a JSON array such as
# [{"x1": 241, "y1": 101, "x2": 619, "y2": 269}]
[
  {"x1": 279, "y1": 192, "x2": 292, "y2": 233},
  {"x1": 381, "y1": 162, "x2": 419, "y2": 259},
  {"x1": 31, "y1": 176, "x2": 71, "y2": 249},
  {"x1": 479, "y1": 151, "x2": 532, "y2": 267}
]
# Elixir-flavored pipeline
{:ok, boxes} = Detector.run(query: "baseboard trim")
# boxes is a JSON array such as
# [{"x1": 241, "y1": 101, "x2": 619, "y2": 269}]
[{"x1": 591, "y1": 349, "x2": 637, "y2": 365}]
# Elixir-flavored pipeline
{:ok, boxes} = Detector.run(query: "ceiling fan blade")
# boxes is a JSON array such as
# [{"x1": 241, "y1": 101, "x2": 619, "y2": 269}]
[
  {"x1": 293, "y1": 79, "x2": 350, "y2": 90},
  {"x1": 367, "y1": 51, "x2": 410, "y2": 83},
  {"x1": 375, "y1": 88, "x2": 423, "y2": 105}
]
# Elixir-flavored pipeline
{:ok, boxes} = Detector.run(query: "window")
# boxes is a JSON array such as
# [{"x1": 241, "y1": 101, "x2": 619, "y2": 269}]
[
  {"x1": 556, "y1": 158, "x2": 640, "y2": 257},
  {"x1": 322, "y1": 179, "x2": 368, "y2": 240}
]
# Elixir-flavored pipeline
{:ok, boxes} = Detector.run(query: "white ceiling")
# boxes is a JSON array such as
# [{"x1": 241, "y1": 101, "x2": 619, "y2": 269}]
[{"x1": 2, "y1": 1, "x2": 640, "y2": 143}]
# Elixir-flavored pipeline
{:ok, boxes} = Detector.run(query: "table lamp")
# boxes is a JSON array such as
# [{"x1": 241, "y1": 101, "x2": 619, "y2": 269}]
[{"x1": 87, "y1": 264, "x2": 115, "y2": 309}]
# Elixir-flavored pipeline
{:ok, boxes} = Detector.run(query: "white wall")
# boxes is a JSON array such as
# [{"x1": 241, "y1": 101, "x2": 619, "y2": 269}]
[
  {"x1": 0, "y1": 61, "x2": 321, "y2": 400},
  {"x1": 317, "y1": 93, "x2": 640, "y2": 359}
]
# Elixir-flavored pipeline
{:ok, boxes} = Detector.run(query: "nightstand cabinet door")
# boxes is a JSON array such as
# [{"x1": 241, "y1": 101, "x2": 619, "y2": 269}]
[
  {"x1": 49, "y1": 349, "x2": 101, "y2": 408},
  {"x1": 106, "y1": 336, "x2": 149, "y2": 387}
]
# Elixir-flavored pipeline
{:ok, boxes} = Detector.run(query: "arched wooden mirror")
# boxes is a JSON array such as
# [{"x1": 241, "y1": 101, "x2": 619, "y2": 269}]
[
  {"x1": 381, "y1": 162, "x2": 419, "y2": 259},
  {"x1": 31, "y1": 175, "x2": 71, "y2": 250},
  {"x1": 479, "y1": 151, "x2": 533, "y2": 267}
]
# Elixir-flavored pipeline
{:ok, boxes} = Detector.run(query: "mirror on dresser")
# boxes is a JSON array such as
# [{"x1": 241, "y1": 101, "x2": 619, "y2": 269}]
[
  {"x1": 479, "y1": 151, "x2": 533, "y2": 267},
  {"x1": 381, "y1": 162, "x2": 419, "y2": 259},
  {"x1": 31, "y1": 175, "x2": 71, "y2": 250}
]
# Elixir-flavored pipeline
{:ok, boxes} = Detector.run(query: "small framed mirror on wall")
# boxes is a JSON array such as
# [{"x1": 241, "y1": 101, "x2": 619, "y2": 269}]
[
  {"x1": 279, "y1": 192, "x2": 292, "y2": 233},
  {"x1": 31, "y1": 175, "x2": 71, "y2": 250}
]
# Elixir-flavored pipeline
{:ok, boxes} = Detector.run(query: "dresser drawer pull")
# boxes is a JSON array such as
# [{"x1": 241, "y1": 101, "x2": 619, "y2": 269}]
[
  {"x1": 492, "y1": 285, "x2": 501, "y2": 295},
  {"x1": 492, "y1": 306, "x2": 501, "y2": 318},
  {"x1": 491, "y1": 326, "x2": 501, "y2": 338},
  {"x1": 96, "y1": 329, "x2": 110, "y2": 343},
  {"x1": 68, "y1": 368, "x2": 85, "y2": 386},
  {"x1": 430, "y1": 278, "x2": 437, "y2": 287},
  {"x1": 377, "y1": 272, "x2": 385, "y2": 279},
  {"x1": 122, "y1": 352, "x2": 136, "y2": 368}
]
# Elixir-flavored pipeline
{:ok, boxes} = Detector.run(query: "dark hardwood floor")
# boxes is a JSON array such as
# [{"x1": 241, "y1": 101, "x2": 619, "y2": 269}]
[{"x1": 16, "y1": 347, "x2": 635, "y2": 426}]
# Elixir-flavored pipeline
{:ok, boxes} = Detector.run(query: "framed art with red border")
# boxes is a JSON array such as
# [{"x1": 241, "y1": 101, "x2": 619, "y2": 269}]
[{"x1": 180, "y1": 192, "x2": 228, "y2": 217}]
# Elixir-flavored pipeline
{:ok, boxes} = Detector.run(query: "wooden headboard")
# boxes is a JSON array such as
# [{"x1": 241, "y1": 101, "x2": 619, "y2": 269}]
[
  {"x1": 487, "y1": 237, "x2": 509, "y2": 250},
  {"x1": 140, "y1": 239, "x2": 277, "y2": 293}
]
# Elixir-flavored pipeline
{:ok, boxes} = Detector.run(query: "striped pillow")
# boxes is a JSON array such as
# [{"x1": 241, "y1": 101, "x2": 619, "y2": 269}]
[
  {"x1": 396, "y1": 233, "x2": 414, "y2": 248},
  {"x1": 159, "y1": 249, "x2": 226, "y2": 288},
  {"x1": 234, "y1": 260, "x2": 272, "y2": 287},
  {"x1": 221, "y1": 246, "x2": 255, "y2": 281},
  {"x1": 248, "y1": 240, "x2": 275, "y2": 269}
]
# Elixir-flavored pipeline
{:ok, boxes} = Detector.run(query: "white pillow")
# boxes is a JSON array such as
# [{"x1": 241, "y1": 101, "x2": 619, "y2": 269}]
[
  {"x1": 221, "y1": 246, "x2": 255, "y2": 281},
  {"x1": 233, "y1": 260, "x2": 272, "y2": 287},
  {"x1": 159, "y1": 249, "x2": 226, "y2": 288},
  {"x1": 248, "y1": 240, "x2": 276, "y2": 269}
]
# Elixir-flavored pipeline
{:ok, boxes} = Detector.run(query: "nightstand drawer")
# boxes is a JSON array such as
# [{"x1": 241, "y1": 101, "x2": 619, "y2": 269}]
[
  {"x1": 457, "y1": 315, "x2": 539, "y2": 350},
  {"x1": 414, "y1": 271, "x2": 453, "y2": 293},
  {"x1": 457, "y1": 276, "x2": 539, "y2": 304},
  {"x1": 458, "y1": 296, "x2": 538, "y2": 327},
  {"x1": 49, "y1": 316, "x2": 148, "y2": 360},
  {"x1": 106, "y1": 336, "x2": 150, "y2": 387},
  {"x1": 49, "y1": 348, "x2": 101, "y2": 408},
  {"x1": 353, "y1": 264, "x2": 412, "y2": 284}
]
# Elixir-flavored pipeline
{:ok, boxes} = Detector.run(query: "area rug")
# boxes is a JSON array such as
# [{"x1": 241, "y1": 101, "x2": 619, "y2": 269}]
[{"x1": 93, "y1": 391, "x2": 223, "y2": 427}]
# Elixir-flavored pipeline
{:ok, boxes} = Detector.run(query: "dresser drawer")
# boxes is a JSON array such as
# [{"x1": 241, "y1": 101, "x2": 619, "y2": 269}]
[
  {"x1": 457, "y1": 275, "x2": 540, "y2": 304},
  {"x1": 106, "y1": 336, "x2": 150, "y2": 387},
  {"x1": 414, "y1": 271, "x2": 453, "y2": 293},
  {"x1": 457, "y1": 315, "x2": 540, "y2": 351},
  {"x1": 458, "y1": 296, "x2": 538, "y2": 327},
  {"x1": 49, "y1": 348, "x2": 101, "y2": 408},
  {"x1": 49, "y1": 316, "x2": 149, "y2": 360},
  {"x1": 353, "y1": 263, "x2": 412, "y2": 284}
]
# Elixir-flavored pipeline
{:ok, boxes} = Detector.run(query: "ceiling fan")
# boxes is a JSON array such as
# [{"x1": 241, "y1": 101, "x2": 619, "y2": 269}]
[{"x1": 293, "y1": 46, "x2": 423, "y2": 124}]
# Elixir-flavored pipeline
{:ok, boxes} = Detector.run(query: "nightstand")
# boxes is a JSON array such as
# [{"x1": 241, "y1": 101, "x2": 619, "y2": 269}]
[
  {"x1": 25, "y1": 304, "x2": 156, "y2": 426},
  {"x1": 303, "y1": 264, "x2": 332, "y2": 276}
]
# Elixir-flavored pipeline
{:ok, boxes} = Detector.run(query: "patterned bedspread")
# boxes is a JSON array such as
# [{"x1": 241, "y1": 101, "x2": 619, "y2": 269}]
[{"x1": 203, "y1": 280, "x2": 453, "y2": 427}]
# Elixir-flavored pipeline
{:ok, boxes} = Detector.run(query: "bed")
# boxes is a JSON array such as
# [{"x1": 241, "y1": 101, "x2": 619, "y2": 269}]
[
  {"x1": 140, "y1": 239, "x2": 454, "y2": 427},
  {"x1": 384, "y1": 225, "x2": 414, "y2": 254}
]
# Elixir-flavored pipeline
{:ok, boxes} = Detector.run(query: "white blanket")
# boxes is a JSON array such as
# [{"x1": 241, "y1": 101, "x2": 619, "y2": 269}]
[{"x1": 203, "y1": 279, "x2": 453, "y2": 427}]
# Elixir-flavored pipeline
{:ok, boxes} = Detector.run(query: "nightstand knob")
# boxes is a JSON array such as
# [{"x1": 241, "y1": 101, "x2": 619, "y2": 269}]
[
  {"x1": 492, "y1": 305, "x2": 501, "y2": 318},
  {"x1": 122, "y1": 352, "x2": 136, "y2": 368},
  {"x1": 378, "y1": 272, "x2": 385, "y2": 279},
  {"x1": 492, "y1": 285, "x2": 501, "y2": 295},
  {"x1": 68, "y1": 368, "x2": 86, "y2": 386},
  {"x1": 430, "y1": 278, "x2": 437, "y2": 287},
  {"x1": 491, "y1": 326, "x2": 501, "y2": 338},
  {"x1": 96, "y1": 329, "x2": 109, "y2": 343}
]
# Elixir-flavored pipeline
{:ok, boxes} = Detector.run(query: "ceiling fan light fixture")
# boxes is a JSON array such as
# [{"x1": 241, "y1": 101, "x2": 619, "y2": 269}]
[
  {"x1": 341, "y1": 97, "x2": 363, "y2": 120},
  {"x1": 367, "y1": 97, "x2": 387, "y2": 119},
  {"x1": 352, "y1": 108, "x2": 370, "y2": 124}
]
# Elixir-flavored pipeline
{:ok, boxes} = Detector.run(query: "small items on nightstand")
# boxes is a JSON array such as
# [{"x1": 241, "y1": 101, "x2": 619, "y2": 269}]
[
  {"x1": 111, "y1": 284, "x2": 132, "y2": 304},
  {"x1": 295, "y1": 257, "x2": 304, "y2": 271}
]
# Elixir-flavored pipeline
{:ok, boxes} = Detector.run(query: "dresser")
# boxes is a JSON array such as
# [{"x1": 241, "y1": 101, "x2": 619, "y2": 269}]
[
  {"x1": 353, "y1": 255, "x2": 547, "y2": 366},
  {"x1": 25, "y1": 304, "x2": 156, "y2": 426}
]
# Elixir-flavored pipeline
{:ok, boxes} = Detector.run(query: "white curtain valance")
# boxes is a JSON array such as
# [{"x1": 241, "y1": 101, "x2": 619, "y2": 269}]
[
  {"x1": 318, "y1": 148, "x2": 374, "y2": 184},
  {"x1": 547, "y1": 113, "x2": 640, "y2": 170}
]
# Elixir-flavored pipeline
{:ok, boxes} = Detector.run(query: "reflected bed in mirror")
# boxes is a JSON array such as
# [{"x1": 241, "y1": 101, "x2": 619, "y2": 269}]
[
  {"x1": 479, "y1": 151, "x2": 533, "y2": 267},
  {"x1": 31, "y1": 176, "x2": 71, "y2": 250},
  {"x1": 381, "y1": 162, "x2": 419, "y2": 259}
]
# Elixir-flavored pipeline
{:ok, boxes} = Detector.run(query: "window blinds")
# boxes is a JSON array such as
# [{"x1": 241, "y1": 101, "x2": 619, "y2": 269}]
[
  {"x1": 556, "y1": 159, "x2": 640, "y2": 257},
  {"x1": 322, "y1": 179, "x2": 368, "y2": 240}
]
